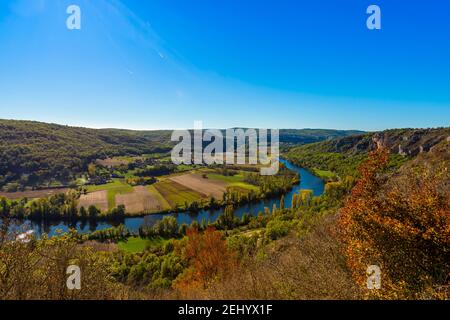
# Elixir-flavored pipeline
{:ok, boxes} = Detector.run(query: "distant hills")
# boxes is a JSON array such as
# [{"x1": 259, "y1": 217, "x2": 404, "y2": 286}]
[
  {"x1": 0, "y1": 119, "x2": 364, "y2": 190},
  {"x1": 278, "y1": 129, "x2": 365, "y2": 145}
]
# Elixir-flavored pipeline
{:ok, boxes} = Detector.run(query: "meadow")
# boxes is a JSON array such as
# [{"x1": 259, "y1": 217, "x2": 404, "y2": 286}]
[{"x1": 118, "y1": 236, "x2": 168, "y2": 253}]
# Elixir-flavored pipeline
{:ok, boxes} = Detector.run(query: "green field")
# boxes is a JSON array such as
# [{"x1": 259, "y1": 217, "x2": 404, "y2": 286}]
[
  {"x1": 207, "y1": 173, "x2": 259, "y2": 191},
  {"x1": 118, "y1": 237, "x2": 150, "y2": 253},
  {"x1": 86, "y1": 179, "x2": 133, "y2": 209},
  {"x1": 311, "y1": 168, "x2": 338, "y2": 181},
  {"x1": 206, "y1": 172, "x2": 245, "y2": 183},
  {"x1": 117, "y1": 236, "x2": 168, "y2": 253},
  {"x1": 175, "y1": 164, "x2": 196, "y2": 172}
]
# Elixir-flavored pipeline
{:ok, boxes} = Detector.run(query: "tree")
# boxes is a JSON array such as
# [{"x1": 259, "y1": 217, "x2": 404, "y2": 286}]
[
  {"x1": 88, "y1": 205, "x2": 99, "y2": 218},
  {"x1": 88, "y1": 164, "x2": 97, "y2": 177},
  {"x1": 208, "y1": 197, "x2": 217, "y2": 209},
  {"x1": 216, "y1": 205, "x2": 236, "y2": 230},
  {"x1": 174, "y1": 227, "x2": 237, "y2": 291},
  {"x1": 154, "y1": 216, "x2": 179, "y2": 237},
  {"x1": 279, "y1": 195, "x2": 285, "y2": 210},
  {"x1": 339, "y1": 148, "x2": 450, "y2": 299},
  {"x1": 291, "y1": 194, "x2": 298, "y2": 209},
  {"x1": 300, "y1": 190, "x2": 313, "y2": 206},
  {"x1": 110, "y1": 205, "x2": 126, "y2": 219},
  {"x1": 79, "y1": 206, "x2": 87, "y2": 218}
]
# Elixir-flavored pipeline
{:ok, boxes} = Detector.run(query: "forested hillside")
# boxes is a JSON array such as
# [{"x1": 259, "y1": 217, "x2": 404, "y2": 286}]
[
  {"x1": 0, "y1": 119, "x2": 362, "y2": 190},
  {"x1": 285, "y1": 127, "x2": 450, "y2": 180},
  {"x1": 0, "y1": 119, "x2": 172, "y2": 189}
]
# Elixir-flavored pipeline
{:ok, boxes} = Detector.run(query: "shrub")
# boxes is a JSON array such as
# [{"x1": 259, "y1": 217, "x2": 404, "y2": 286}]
[{"x1": 265, "y1": 219, "x2": 290, "y2": 240}]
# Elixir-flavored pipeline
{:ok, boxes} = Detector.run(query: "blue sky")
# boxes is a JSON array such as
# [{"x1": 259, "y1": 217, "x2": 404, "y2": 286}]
[{"x1": 0, "y1": 0, "x2": 449, "y2": 131}]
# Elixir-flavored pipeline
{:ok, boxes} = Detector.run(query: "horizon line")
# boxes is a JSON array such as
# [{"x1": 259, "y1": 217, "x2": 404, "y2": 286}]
[{"x1": 0, "y1": 117, "x2": 381, "y2": 132}]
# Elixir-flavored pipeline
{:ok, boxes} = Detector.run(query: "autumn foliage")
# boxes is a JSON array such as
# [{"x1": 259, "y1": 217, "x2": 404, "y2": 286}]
[
  {"x1": 173, "y1": 227, "x2": 237, "y2": 292},
  {"x1": 339, "y1": 148, "x2": 450, "y2": 298}
]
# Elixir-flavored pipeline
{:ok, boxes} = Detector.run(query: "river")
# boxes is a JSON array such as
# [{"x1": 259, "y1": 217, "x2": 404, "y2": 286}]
[{"x1": 16, "y1": 159, "x2": 325, "y2": 237}]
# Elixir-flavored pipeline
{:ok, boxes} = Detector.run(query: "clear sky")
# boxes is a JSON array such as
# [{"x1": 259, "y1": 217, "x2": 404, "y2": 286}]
[{"x1": 0, "y1": 0, "x2": 449, "y2": 131}]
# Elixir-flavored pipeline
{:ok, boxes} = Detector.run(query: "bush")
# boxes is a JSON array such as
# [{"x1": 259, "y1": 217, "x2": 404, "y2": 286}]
[{"x1": 265, "y1": 219, "x2": 291, "y2": 240}]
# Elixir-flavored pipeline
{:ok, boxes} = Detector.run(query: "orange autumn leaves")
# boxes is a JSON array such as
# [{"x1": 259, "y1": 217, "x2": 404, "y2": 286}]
[
  {"x1": 339, "y1": 148, "x2": 449, "y2": 298},
  {"x1": 173, "y1": 227, "x2": 237, "y2": 292}
]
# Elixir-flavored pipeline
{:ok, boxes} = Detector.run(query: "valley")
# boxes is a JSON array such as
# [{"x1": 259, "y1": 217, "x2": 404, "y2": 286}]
[{"x1": 0, "y1": 120, "x2": 448, "y2": 300}]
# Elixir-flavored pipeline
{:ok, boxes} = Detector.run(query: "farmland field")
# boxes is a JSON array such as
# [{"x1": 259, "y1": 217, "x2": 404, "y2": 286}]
[
  {"x1": 80, "y1": 177, "x2": 207, "y2": 213},
  {"x1": 153, "y1": 180, "x2": 205, "y2": 208},
  {"x1": 77, "y1": 190, "x2": 109, "y2": 212},
  {"x1": 1, "y1": 0, "x2": 448, "y2": 300},
  {"x1": 86, "y1": 179, "x2": 133, "y2": 209},
  {"x1": 147, "y1": 185, "x2": 171, "y2": 211},
  {"x1": 169, "y1": 173, "x2": 227, "y2": 199},
  {"x1": 115, "y1": 186, "x2": 165, "y2": 214},
  {"x1": 0, "y1": 188, "x2": 70, "y2": 200},
  {"x1": 206, "y1": 173, "x2": 259, "y2": 192},
  {"x1": 75, "y1": 169, "x2": 262, "y2": 214}
]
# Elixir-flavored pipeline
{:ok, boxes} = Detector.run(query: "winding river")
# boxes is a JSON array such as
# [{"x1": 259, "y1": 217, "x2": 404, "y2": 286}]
[{"x1": 18, "y1": 159, "x2": 325, "y2": 237}]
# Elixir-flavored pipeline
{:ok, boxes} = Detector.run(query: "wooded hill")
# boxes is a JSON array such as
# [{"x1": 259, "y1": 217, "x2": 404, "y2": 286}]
[
  {"x1": 285, "y1": 127, "x2": 450, "y2": 179},
  {"x1": 0, "y1": 119, "x2": 172, "y2": 189},
  {"x1": 0, "y1": 119, "x2": 363, "y2": 190}
]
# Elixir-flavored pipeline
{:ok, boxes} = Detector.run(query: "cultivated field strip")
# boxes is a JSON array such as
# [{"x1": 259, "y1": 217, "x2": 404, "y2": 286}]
[
  {"x1": 169, "y1": 173, "x2": 227, "y2": 199},
  {"x1": 115, "y1": 186, "x2": 164, "y2": 214},
  {"x1": 153, "y1": 180, "x2": 205, "y2": 207},
  {"x1": 77, "y1": 190, "x2": 109, "y2": 212}
]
